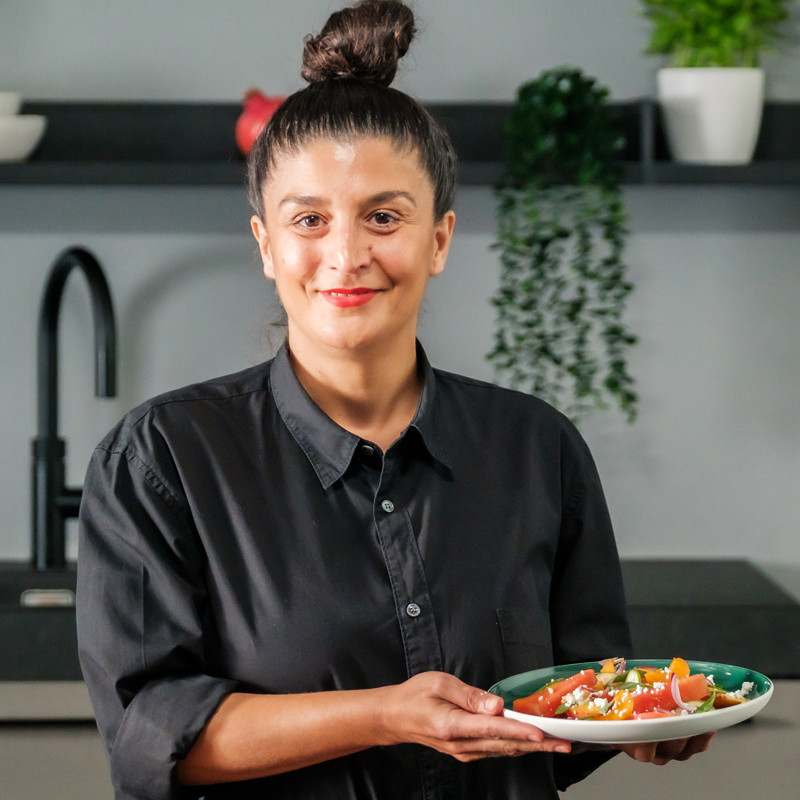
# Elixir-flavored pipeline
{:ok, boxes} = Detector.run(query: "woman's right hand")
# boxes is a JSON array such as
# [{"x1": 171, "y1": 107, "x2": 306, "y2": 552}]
[
  {"x1": 376, "y1": 671, "x2": 573, "y2": 761},
  {"x1": 178, "y1": 671, "x2": 572, "y2": 786}
]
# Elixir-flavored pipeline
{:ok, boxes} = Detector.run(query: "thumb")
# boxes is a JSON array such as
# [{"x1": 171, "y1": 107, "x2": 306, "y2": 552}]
[
  {"x1": 468, "y1": 689, "x2": 505, "y2": 716},
  {"x1": 425, "y1": 673, "x2": 505, "y2": 715}
]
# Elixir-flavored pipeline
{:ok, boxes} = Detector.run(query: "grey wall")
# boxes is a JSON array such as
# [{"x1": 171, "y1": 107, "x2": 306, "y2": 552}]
[
  {"x1": 6, "y1": 0, "x2": 796, "y2": 102},
  {"x1": 1, "y1": 3, "x2": 799, "y2": 590}
]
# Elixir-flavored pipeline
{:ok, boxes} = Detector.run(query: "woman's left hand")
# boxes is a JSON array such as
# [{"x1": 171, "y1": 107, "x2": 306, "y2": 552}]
[{"x1": 612, "y1": 731, "x2": 715, "y2": 765}]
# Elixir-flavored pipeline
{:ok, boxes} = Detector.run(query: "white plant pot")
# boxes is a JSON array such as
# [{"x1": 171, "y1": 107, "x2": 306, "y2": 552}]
[{"x1": 657, "y1": 67, "x2": 765, "y2": 165}]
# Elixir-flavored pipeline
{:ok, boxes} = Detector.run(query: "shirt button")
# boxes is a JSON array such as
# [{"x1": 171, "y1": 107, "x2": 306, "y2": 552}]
[
  {"x1": 406, "y1": 603, "x2": 421, "y2": 617},
  {"x1": 361, "y1": 444, "x2": 375, "y2": 458},
  {"x1": 381, "y1": 499, "x2": 395, "y2": 513}
]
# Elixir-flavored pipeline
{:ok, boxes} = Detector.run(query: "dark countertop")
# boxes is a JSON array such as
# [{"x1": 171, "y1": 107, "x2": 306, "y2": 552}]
[
  {"x1": 622, "y1": 559, "x2": 800, "y2": 679},
  {"x1": 1, "y1": 559, "x2": 799, "y2": 682},
  {"x1": 0, "y1": 563, "x2": 80, "y2": 682}
]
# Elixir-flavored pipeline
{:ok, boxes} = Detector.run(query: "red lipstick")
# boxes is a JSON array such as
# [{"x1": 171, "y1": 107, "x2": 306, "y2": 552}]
[{"x1": 320, "y1": 288, "x2": 381, "y2": 308}]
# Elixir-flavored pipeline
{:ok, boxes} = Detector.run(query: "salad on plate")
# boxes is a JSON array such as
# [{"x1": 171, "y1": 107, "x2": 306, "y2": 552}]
[
  {"x1": 513, "y1": 657, "x2": 753, "y2": 721},
  {"x1": 491, "y1": 657, "x2": 773, "y2": 743}
]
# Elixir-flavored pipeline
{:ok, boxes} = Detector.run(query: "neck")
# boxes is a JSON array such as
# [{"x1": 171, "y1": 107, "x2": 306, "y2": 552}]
[{"x1": 286, "y1": 335, "x2": 422, "y2": 453}]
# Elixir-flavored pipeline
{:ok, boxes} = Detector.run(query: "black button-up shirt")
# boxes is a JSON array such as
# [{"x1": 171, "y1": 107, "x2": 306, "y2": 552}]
[{"x1": 77, "y1": 342, "x2": 631, "y2": 800}]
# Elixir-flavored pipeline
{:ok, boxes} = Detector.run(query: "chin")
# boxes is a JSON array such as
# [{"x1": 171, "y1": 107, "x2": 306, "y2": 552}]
[{"x1": 322, "y1": 327, "x2": 397, "y2": 354}]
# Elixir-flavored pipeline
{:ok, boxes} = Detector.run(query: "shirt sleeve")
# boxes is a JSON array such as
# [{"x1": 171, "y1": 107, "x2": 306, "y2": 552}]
[
  {"x1": 548, "y1": 423, "x2": 633, "y2": 790},
  {"x1": 76, "y1": 438, "x2": 238, "y2": 800}
]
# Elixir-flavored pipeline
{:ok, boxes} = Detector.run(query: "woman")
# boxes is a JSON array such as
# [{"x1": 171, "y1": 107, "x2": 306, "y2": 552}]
[{"x1": 77, "y1": 3, "x2": 712, "y2": 799}]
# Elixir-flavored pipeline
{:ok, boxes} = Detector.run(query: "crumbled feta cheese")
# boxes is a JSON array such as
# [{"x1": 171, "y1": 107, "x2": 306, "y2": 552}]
[
  {"x1": 562, "y1": 688, "x2": 591, "y2": 707},
  {"x1": 726, "y1": 681, "x2": 754, "y2": 700}
]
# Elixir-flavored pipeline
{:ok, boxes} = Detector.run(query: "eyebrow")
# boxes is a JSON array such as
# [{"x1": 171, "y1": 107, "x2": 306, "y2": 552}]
[
  {"x1": 369, "y1": 190, "x2": 417, "y2": 207},
  {"x1": 279, "y1": 194, "x2": 323, "y2": 208},
  {"x1": 278, "y1": 190, "x2": 417, "y2": 209}
]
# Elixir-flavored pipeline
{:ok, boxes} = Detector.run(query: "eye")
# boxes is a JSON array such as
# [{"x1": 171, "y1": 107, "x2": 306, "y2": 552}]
[
  {"x1": 370, "y1": 211, "x2": 399, "y2": 227},
  {"x1": 296, "y1": 214, "x2": 322, "y2": 229}
]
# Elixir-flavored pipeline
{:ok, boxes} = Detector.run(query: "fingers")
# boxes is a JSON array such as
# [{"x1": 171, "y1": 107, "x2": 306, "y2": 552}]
[
  {"x1": 385, "y1": 672, "x2": 574, "y2": 761},
  {"x1": 445, "y1": 712, "x2": 558, "y2": 749},
  {"x1": 442, "y1": 735, "x2": 572, "y2": 763},
  {"x1": 671, "y1": 731, "x2": 715, "y2": 761},
  {"x1": 615, "y1": 741, "x2": 660, "y2": 763},
  {"x1": 616, "y1": 731, "x2": 716, "y2": 765},
  {"x1": 421, "y1": 674, "x2": 555, "y2": 745},
  {"x1": 424, "y1": 711, "x2": 573, "y2": 761}
]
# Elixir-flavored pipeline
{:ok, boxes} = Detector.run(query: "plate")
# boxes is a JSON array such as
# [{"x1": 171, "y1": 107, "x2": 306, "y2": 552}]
[{"x1": 489, "y1": 659, "x2": 773, "y2": 744}]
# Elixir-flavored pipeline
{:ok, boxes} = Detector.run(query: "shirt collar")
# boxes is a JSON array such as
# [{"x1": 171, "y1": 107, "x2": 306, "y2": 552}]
[
  {"x1": 409, "y1": 343, "x2": 452, "y2": 472},
  {"x1": 270, "y1": 341, "x2": 452, "y2": 489}
]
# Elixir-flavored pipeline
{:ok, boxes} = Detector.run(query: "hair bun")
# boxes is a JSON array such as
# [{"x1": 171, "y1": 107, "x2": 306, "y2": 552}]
[{"x1": 301, "y1": 0, "x2": 416, "y2": 87}]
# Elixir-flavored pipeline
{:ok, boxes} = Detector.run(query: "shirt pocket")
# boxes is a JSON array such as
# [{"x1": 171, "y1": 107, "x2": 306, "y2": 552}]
[{"x1": 496, "y1": 607, "x2": 553, "y2": 677}]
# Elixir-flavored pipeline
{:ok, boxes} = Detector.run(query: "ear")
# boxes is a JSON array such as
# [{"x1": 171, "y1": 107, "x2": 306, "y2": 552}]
[
  {"x1": 430, "y1": 210, "x2": 456, "y2": 277},
  {"x1": 251, "y1": 215, "x2": 275, "y2": 279}
]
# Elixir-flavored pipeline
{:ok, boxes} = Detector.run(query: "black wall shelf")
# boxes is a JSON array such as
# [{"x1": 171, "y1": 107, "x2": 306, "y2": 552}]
[{"x1": 1, "y1": 100, "x2": 799, "y2": 187}]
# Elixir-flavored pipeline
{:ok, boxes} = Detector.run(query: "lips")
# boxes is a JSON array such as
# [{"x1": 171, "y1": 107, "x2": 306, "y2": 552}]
[{"x1": 320, "y1": 287, "x2": 382, "y2": 308}]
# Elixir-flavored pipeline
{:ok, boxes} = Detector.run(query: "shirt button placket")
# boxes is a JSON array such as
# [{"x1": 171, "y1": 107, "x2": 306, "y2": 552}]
[
  {"x1": 377, "y1": 488, "x2": 452, "y2": 800},
  {"x1": 373, "y1": 484, "x2": 442, "y2": 684}
]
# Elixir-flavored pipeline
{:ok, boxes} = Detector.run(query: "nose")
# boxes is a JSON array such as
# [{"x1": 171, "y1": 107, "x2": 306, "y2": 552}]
[{"x1": 325, "y1": 220, "x2": 370, "y2": 273}]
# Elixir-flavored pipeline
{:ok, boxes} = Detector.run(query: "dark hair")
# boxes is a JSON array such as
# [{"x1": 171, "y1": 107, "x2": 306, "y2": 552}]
[{"x1": 247, "y1": 0, "x2": 457, "y2": 222}]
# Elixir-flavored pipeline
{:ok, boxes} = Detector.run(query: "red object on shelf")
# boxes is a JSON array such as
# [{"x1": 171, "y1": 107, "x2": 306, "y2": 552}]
[{"x1": 235, "y1": 90, "x2": 285, "y2": 156}]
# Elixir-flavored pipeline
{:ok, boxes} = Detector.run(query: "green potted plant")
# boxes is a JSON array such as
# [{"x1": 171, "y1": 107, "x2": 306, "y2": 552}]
[
  {"x1": 641, "y1": 0, "x2": 791, "y2": 163},
  {"x1": 487, "y1": 68, "x2": 638, "y2": 424}
]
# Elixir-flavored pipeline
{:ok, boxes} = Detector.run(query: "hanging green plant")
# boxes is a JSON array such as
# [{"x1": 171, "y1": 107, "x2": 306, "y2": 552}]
[{"x1": 487, "y1": 67, "x2": 639, "y2": 423}]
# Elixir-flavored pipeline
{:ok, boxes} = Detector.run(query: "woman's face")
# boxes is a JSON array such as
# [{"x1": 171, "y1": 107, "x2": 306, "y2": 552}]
[{"x1": 251, "y1": 136, "x2": 455, "y2": 360}]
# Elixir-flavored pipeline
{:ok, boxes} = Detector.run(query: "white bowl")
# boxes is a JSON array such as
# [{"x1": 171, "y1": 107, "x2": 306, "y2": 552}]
[
  {"x1": 0, "y1": 115, "x2": 47, "y2": 161},
  {"x1": 0, "y1": 92, "x2": 22, "y2": 115}
]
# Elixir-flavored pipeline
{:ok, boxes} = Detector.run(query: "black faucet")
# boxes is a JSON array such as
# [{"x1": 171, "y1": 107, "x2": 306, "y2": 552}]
[{"x1": 32, "y1": 247, "x2": 117, "y2": 570}]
